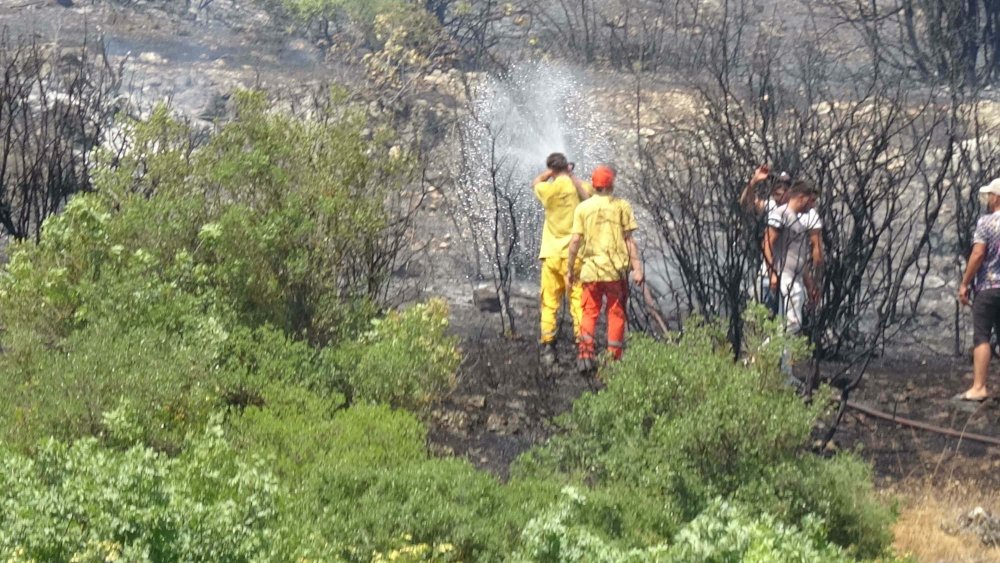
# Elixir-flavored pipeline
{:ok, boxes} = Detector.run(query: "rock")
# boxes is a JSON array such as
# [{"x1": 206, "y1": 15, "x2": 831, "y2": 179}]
[
  {"x1": 438, "y1": 241, "x2": 449, "y2": 250},
  {"x1": 877, "y1": 391, "x2": 889, "y2": 404},
  {"x1": 945, "y1": 506, "x2": 1000, "y2": 547},
  {"x1": 506, "y1": 416, "x2": 521, "y2": 434},
  {"x1": 473, "y1": 286, "x2": 502, "y2": 312},
  {"x1": 507, "y1": 399, "x2": 526, "y2": 411},
  {"x1": 925, "y1": 274, "x2": 947, "y2": 289},
  {"x1": 465, "y1": 395, "x2": 486, "y2": 409},
  {"x1": 486, "y1": 413, "x2": 504, "y2": 433},
  {"x1": 639, "y1": 127, "x2": 656, "y2": 137},
  {"x1": 138, "y1": 51, "x2": 167, "y2": 65}
]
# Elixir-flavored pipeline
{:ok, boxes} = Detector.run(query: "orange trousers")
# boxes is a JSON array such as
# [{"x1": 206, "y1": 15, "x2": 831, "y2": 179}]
[{"x1": 578, "y1": 280, "x2": 627, "y2": 360}]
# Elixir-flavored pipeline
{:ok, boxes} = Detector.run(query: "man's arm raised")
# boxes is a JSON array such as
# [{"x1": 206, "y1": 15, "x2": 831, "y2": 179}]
[
  {"x1": 569, "y1": 172, "x2": 591, "y2": 201},
  {"x1": 740, "y1": 165, "x2": 770, "y2": 214},
  {"x1": 532, "y1": 169, "x2": 554, "y2": 190}
]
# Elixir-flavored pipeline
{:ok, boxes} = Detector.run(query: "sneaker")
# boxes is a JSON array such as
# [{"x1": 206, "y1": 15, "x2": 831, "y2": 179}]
[
  {"x1": 576, "y1": 357, "x2": 596, "y2": 376},
  {"x1": 540, "y1": 342, "x2": 557, "y2": 367}
]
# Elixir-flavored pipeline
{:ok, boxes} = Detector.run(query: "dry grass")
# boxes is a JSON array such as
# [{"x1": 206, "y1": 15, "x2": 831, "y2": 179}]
[{"x1": 891, "y1": 480, "x2": 1000, "y2": 562}]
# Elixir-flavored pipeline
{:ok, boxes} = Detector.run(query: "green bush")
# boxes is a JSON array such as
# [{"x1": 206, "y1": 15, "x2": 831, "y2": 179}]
[
  {"x1": 329, "y1": 299, "x2": 459, "y2": 410},
  {"x1": 736, "y1": 455, "x2": 896, "y2": 559},
  {"x1": 514, "y1": 488, "x2": 862, "y2": 563},
  {"x1": 228, "y1": 397, "x2": 557, "y2": 562},
  {"x1": 0, "y1": 321, "x2": 221, "y2": 454},
  {"x1": 513, "y1": 310, "x2": 895, "y2": 558},
  {"x1": 0, "y1": 424, "x2": 330, "y2": 562},
  {"x1": 0, "y1": 91, "x2": 453, "y2": 452},
  {"x1": 665, "y1": 498, "x2": 854, "y2": 563},
  {"x1": 1, "y1": 93, "x2": 414, "y2": 350}
]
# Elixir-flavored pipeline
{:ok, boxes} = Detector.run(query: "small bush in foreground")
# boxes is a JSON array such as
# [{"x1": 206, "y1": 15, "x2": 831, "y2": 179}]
[
  {"x1": 228, "y1": 396, "x2": 557, "y2": 562},
  {"x1": 0, "y1": 424, "x2": 329, "y2": 561},
  {"x1": 514, "y1": 487, "x2": 860, "y2": 563}
]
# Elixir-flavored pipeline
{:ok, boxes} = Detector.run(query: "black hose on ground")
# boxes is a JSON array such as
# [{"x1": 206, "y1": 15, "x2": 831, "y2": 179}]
[{"x1": 843, "y1": 400, "x2": 1000, "y2": 448}]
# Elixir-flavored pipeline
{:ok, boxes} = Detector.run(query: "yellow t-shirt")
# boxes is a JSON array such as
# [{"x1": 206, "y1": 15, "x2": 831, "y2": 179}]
[
  {"x1": 534, "y1": 176, "x2": 594, "y2": 259},
  {"x1": 571, "y1": 194, "x2": 639, "y2": 283}
]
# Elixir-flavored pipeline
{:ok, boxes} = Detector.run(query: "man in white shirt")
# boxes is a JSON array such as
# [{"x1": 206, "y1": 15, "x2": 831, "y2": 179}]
[
  {"x1": 763, "y1": 180, "x2": 824, "y2": 337},
  {"x1": 740, "y1": 165, "x2": 792, "y2": 216},
  {"x1": 741, "y1": 165, "x2": 792, "y2": 313}
]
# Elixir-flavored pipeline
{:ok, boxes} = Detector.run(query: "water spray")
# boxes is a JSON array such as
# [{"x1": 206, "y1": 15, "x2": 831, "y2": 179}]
[{"x1": 457, "y1": 62, "x2": 611, "y2": 284}]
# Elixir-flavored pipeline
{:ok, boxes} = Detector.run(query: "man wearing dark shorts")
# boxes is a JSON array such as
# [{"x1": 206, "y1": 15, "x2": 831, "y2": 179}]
[{"x1": 957, "y1": 178, "x2": 1000, "y2": 401}]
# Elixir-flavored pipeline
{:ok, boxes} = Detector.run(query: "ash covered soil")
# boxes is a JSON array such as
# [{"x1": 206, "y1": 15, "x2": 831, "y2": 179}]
[
  {"x1": 834, "y1": 356, "x2": 1000, "y2": 489},
  {"x1": 426, "y1": 300, "x2": 596, "y2": 480},
  {"x1": 431, "y1": 301, "x2": 1000, "y2": 490}
]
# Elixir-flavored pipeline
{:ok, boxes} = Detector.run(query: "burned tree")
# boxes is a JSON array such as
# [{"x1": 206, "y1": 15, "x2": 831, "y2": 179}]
[
  {"x1": 0, "y1": 30, "x2": 121, "y2": 241},
  {"x1": 453, "y1": 118, "x2": 523, "y2": 335},
  {"x1": 635, "y1": 2, "x2": 958, "y2": 362},
  {"x1": 826, "y1": 0, "x2": 1000, "y2": 88}
]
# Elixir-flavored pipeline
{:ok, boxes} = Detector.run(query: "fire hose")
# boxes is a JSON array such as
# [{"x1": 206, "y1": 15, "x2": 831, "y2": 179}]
[{"x1": 843, "y1": 400, "x2": 1000, "y2": 447}]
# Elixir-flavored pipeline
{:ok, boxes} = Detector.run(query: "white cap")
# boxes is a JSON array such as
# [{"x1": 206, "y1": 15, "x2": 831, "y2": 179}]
[{"x1": 980, "y1": 178, "x2": 1000, "y2": 197}]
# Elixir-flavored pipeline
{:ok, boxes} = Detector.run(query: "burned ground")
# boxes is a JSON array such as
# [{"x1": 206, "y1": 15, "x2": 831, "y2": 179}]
[{"x1": 429, "y1": 302, "x2": 1000, "y2": 558}]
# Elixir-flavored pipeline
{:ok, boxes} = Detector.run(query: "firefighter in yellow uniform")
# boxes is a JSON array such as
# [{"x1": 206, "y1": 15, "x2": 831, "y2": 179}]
[{"x1": 532, "y1": 152, "x2": 593, "y2": 367}]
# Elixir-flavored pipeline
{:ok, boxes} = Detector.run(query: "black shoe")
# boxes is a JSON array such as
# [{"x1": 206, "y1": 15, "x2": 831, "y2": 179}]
[
  {"x1": 576, "y1": 357, "x2": 596, "y2": 375},
  {"x1": 540, "y1": 342, "x2": 557, "y2": 368}
]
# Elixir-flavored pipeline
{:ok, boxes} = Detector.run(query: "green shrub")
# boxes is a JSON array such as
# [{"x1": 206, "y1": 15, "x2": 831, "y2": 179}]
[
  {"x1": 0, "y1": 321, "x2": 221, "y2": 454},
  {"x1": 665, "y1": 498, "x2": 854, "y2": 563},
  {"x1": 217, "y1": 324, "x2": 336, "y2": 402},
  {"x1": 514, "y1": 488, "x2": 861, "y2": 563},
  {"x1": 316, "y1": 458, "x2": 548, "y2": 562},
  {"x1": 513, "y1": 310, "x2": 894, "y2": 557},
  {"x1": 0, "y1": 91, "x2": 453, "y2": 451},
  {"x1": 329, "y1": 299, "x2": 459, "y2": 410},
  {"x1": 1, "y1": 92, "x2": 415, "y2": 352},
  {"x1": 0, "y1": 425, "x2": 330, "y2": 561},
  {"x1": 228, "y1": 397, "x2": 560, "y2": 562},
  {"x1": 736, "y1": 455, "x2": 896, "y2": 559},
  {"x1": 515, "y1": 486, "x2": 672, "y2": 563}
]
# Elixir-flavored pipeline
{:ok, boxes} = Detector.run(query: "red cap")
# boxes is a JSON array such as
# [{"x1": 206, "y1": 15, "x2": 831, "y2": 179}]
[{"x1": 591, "y1": 165, "x2": 616, "y2": 189}]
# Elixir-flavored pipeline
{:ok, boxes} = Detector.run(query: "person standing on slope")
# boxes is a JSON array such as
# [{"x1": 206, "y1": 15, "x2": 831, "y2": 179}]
[
  {"x1": 762, "y1": 180, "x2": 824, "y2": 379},
  {"x1": 533, "y1": 152, "x2": 593, "y2": 367},
  {"x1": 567, "y1": 165, "x2": 644, "y2": 375},
  {"x1": 740, "y1": 164, "x2": 792, "y2": 314},
  {"x1": 956, "y1": 178, "x2": 1000, "y2": 402}
]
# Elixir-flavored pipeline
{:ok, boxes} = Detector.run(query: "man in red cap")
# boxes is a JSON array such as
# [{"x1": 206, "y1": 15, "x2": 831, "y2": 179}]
[{"x1": 567, "y1": 165, "x2": 644, "y2": 374}]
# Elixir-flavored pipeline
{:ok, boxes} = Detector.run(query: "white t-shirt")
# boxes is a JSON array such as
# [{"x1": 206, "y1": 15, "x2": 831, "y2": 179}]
[
  {"x1": 758, "y1": 199, "x2": 781, "y2": 279},
  {"x1": 766, "y1": 204, "x2": 822, "y2": 278}
]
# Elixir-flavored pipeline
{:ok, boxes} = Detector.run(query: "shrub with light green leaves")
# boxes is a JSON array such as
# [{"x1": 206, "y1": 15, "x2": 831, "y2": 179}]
[
  {"x1": 329, "y1": 299, "x2": 459, "y2": 410},
  {"x1": 0, "y1": 91, "x2": 452, "y2": 452},
  {"x1": 0, "y1": 321, "x2": 221, "y2": 454},
  {"x1": 513, "y1": 487, "x2": 868, "y2": 563},
  {"x1": 0, "y1": 424, "x2": 331, "y2": 562},
  {"x1": 513, "y1": 308, "x2": 896, "y2": 558},
  {"x1": 227, "y1": 398, "x2": 557, "y2": 562}
]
